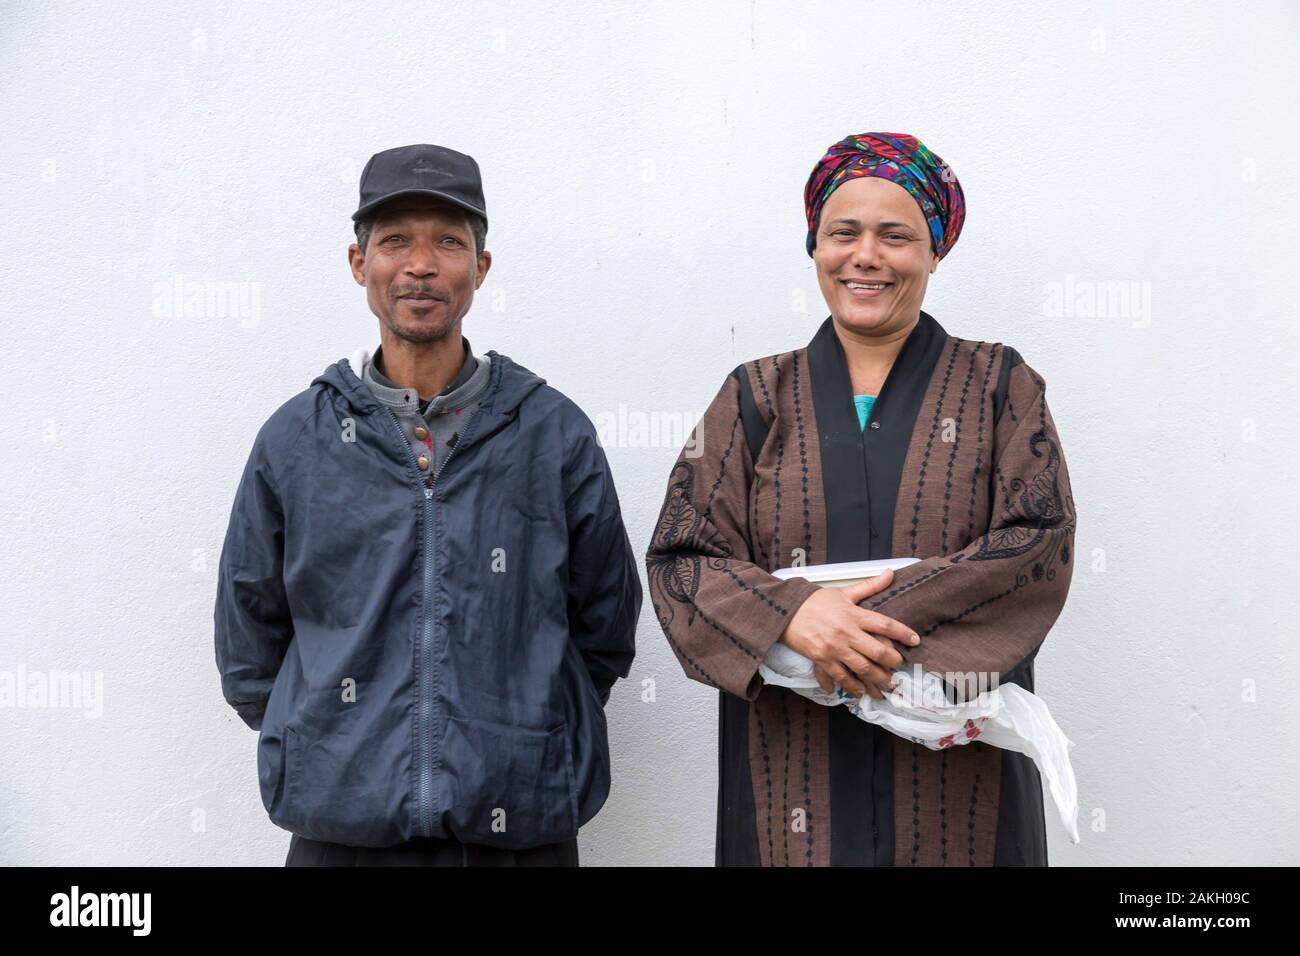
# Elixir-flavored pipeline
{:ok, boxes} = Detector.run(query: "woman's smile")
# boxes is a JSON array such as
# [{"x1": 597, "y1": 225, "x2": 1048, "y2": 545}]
[{"x1": 841, "y1": 279, "x2": 894, "y2": 298}]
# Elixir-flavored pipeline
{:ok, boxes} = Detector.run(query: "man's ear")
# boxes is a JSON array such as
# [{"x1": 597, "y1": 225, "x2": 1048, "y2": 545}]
[
  {"x1": 475, "y1": 249, "x2": 492, "y2": 288},
  {"x1": 348, "y1": 243, "x2": 366, "y2": 286}
]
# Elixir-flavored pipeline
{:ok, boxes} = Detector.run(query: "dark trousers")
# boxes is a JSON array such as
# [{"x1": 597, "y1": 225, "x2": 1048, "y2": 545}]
[{"x1": 285, "y1": 832, "x2": 580, "y2": 867}]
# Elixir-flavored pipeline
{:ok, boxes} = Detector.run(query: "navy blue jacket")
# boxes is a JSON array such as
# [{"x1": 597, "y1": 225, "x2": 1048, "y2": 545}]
[{"x1": 214, "y1": 350, "x2": 641, "y2": 849}]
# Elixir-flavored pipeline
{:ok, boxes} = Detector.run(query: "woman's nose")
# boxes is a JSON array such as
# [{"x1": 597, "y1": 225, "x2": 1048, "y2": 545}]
[{"x1": 849, "y1": 235, "x2": 884, "y2": 269}]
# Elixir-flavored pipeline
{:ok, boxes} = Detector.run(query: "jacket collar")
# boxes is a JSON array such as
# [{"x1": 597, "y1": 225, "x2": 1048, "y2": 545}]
[
  {"x1": 361, "y1": 337, "x2": 490, "y2": 415},
  {"x1": 806, "y1": 309, "x2": 947, "y2": 416},
  {"x1": 314, "y1": 342, "x2": 548, "y2": 448}
]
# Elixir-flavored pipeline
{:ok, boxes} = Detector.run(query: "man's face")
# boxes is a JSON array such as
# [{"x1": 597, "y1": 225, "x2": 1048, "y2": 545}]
[
  {"x1": 813, "y1": 176, "x2": 937, "y2": 337},
  {"x1": 348, "y1": 194, "x2": 491, "y2": 344}
]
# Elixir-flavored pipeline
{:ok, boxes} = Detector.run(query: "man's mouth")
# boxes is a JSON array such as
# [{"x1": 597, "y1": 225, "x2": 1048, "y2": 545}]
[{"x1": 399, "y1": 293, "x2": 443, "y2": 304}]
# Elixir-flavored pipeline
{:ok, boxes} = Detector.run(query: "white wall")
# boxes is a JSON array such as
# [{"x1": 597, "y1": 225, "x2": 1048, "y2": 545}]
[{"x1": 1, "y1": 0, "x2": 1296, "y2": 866}]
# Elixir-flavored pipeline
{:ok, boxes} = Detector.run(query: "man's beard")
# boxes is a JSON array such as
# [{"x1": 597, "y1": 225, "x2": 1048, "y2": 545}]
[{"x1": 383, "y1": 310, "x2": 455, "y2": 345}]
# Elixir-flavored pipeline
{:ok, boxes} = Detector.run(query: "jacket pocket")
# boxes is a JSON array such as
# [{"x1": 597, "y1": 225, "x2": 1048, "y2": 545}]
[
  {"x1": 561, "y1": 643, "x2": 613, "y2": 829},
  {"x1": 269, "y1": 721, "x2": 406, "y2": 848},
  {"x1": 257, "y1": 725, "x2": 290, "y2": 818},
  {"x1": 440, "y1": 715, "x2": 577, "y2": 850}
]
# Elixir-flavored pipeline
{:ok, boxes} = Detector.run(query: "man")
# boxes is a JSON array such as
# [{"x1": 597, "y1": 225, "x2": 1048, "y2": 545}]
[{"x1": 214, "y1": 144, "x2": 641, "y2": 866}]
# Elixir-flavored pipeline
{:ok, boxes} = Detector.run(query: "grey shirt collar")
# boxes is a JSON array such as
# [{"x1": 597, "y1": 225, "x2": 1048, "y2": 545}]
[{"x1": 362, "y1": 336, "x2": 491, "y2": 416}]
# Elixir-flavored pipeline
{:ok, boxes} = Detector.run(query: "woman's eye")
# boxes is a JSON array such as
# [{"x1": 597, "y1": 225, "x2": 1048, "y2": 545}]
[{"x1": 833, "y1": 230, "x2": 854, "y2": 238}]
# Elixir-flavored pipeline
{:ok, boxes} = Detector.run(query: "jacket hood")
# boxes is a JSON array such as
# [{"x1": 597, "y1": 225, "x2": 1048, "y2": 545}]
[{"x1": 311, "y1": 345, "x2": 548, "y2": 434}]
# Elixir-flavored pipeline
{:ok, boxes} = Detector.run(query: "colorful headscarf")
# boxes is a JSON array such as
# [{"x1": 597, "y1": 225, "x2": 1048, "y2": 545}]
[{"x1": 803, "y1": 132, "x2": 965, "y2": 259}]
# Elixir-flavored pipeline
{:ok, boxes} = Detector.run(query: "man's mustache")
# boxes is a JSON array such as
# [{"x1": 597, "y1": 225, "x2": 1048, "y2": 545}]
[{"x1": 394, "y1": 288, "x2": 446, "y2": 300}]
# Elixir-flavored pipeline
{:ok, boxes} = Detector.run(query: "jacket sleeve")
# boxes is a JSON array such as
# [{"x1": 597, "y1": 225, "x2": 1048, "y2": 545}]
[
  {"x1": 564, "y1": 413, "x2": 641, "y2": 707},
  {"x1": 214, "y1": 425, "x2": 294, "y2": 731},
  {"x1": 863, "y1": 359, "x2": 1076, "y2": 694},
  {"x1": 644, "y1": 373, "x2": 822, "y2": 701}
]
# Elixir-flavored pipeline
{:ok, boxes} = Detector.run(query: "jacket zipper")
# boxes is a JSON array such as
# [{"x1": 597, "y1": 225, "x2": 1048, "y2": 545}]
[{"x1": 383, "y1": 403, "x2": 487, "y2": 838}]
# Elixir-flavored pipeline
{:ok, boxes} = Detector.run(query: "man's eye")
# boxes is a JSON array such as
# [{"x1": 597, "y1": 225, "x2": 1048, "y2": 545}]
[{"x1": 383, "y1": 235, "x2": 402, "y2": 243}]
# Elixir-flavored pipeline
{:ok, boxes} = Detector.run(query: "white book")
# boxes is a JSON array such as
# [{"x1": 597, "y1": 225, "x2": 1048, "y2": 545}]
[{"x1": 770, "y1": 557, "x2": 921, "y2": 588}]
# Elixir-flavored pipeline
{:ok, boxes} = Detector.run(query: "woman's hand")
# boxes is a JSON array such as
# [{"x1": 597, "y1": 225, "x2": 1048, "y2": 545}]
[{"x1": 778, "y1": 569, "x2": 920, "y2": 700}]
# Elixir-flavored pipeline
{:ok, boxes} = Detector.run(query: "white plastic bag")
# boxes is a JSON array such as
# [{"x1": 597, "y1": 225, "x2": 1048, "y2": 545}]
[{"x1": 759, "y1": 640, "x2": 1080, "y2": 844}]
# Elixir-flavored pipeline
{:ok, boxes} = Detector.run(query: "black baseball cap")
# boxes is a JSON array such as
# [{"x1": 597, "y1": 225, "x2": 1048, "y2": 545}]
[{"x1": 351, "y1": 144, "x2": 487, "y2": 231}]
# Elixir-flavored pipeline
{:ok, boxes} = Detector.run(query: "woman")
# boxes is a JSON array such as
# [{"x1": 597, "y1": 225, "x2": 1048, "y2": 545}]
[{"x1": 645, "y1": 132, "x2": 1076, "y2": 866}]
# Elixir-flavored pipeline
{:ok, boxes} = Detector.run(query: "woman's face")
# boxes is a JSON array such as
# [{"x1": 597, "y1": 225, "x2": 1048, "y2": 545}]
[{"x1": 813, "y1": 176, "x2": 938, "y2": 336}]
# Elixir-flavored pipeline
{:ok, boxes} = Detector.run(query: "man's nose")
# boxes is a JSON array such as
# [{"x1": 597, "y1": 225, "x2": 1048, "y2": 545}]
[{"x1": 403, "y1": 238, "x2": 440, "y2": 276}]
